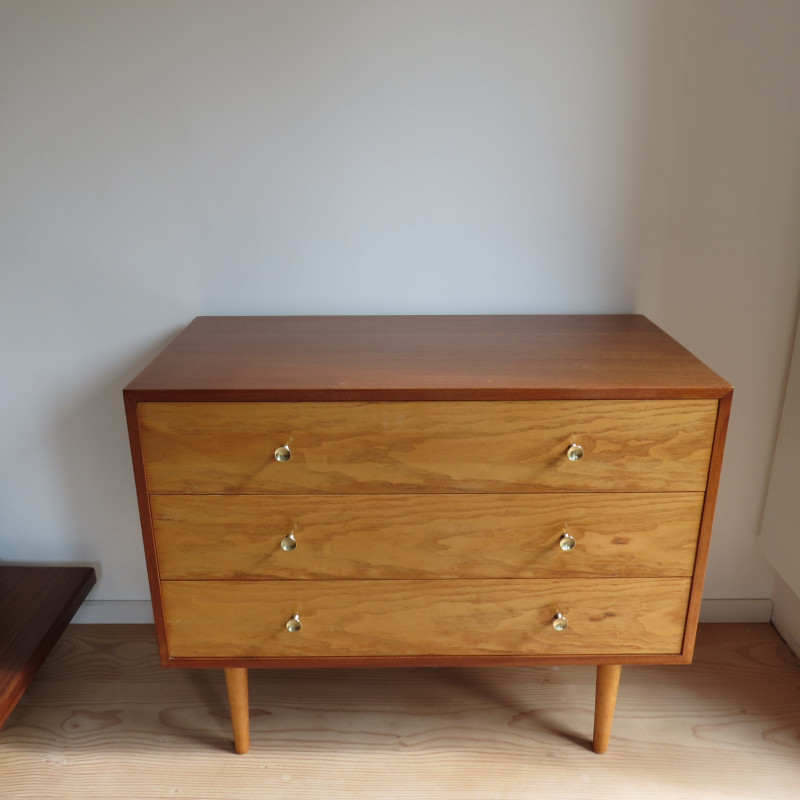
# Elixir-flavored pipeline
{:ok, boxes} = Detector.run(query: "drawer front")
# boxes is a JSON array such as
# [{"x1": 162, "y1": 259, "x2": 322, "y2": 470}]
[
  {"x1": 152, "y1": 493, "x2": 703, "y2": 580},
  {"x1": 139, "y1": 400, "x2": 717, "y2": 493},
  {"x1": 161, "y1": 578, "x2": 691, "y2": 658}
]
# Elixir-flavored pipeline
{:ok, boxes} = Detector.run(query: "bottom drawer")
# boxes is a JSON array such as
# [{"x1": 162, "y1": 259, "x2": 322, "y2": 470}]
[{"x1": 161, "y1": 578, "x2": 690, "y2": 658}]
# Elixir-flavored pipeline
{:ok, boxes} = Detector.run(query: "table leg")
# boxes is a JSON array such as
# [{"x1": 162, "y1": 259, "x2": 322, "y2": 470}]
[
  {"x1": 224, "y1": 667, "x2": 250, "y2": 754},
  {"x1": 592, "y1": 664, "x2": 622, "y2": 754}
]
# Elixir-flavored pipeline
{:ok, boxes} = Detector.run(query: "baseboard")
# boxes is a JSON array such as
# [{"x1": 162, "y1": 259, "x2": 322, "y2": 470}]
[
  {"x1": 770, "y1": 577, "x2": 800, "y2": 656},
  {"x1": 72, "y1": 600, "x2": 154, "y2": 624},
  {"x1": 71, "y1": 598, "x2": 772, "y2": 626},
  {"x1": 698, "y1": 598, "x2": 773, "y2": 623}
]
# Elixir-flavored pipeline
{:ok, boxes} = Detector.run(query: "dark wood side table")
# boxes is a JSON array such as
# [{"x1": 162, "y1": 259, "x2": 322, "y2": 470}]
[{"x1": 0, "y1": 565, "x2": 96, "y2": 728}]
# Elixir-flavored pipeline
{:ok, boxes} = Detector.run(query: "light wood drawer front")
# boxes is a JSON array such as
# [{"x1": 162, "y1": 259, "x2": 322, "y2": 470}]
[
  {"x1": 139, "y1": 400, "x2": 717, "y2": 493},
  {"x1": 161, "y1": 578, "x2": 690, "y2": 658},
  {"x1": 152, "y1": 493, "x2": 703, "y2": 580}
]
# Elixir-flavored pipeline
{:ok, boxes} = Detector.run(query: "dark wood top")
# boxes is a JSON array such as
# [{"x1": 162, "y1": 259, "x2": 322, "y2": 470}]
[
  {"x1": 123, "y1": 315, "x2": 732, "y2": 401},
  {"x1": 0, "y1": 565, "x2": 96, "y2": 728}
]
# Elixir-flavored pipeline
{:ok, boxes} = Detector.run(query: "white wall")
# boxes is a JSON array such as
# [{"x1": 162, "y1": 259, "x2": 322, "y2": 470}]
[
  {"x1": 761, "y1": 311, "x2": 800, "y2": 652},
  {"x1": 2, "y1": 1, "x2": 799, "y2": 621},
  {"x1": 771, "y1": 577, "x2": 800, "y2": 656},
  {"x1": 635, "y1": 1, "x2": 800, "y2": 602}
]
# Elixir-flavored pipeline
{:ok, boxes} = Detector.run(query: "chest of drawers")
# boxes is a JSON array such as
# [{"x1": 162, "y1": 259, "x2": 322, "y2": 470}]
[{"x1": 124, "y1": 315, "x2": 731, "y2": 755}]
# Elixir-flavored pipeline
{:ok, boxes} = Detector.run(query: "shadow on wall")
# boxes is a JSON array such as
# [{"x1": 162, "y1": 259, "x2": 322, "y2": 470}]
[{"x1": 43, "y1": 328, "x2": 183, "y2": 601}]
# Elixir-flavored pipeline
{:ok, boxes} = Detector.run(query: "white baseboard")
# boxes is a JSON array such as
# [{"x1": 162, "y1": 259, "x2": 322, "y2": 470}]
[
  {"x1": 70, "y1": 598, "x2": 772, "y2": 626},
  {"x1": 698, "y1": 598, "x2": 773, "y2": 623},
  {"x1": 770, "y1": 577, "x2": 800, "y2": 656},
  {"x1": 72, "y1": 600, "x2": 154, "y2": 624}
]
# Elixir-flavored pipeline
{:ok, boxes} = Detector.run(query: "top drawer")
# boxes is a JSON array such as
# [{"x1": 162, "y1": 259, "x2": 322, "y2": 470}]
[{"x1": 138, "y1": 400, "x2": 717, "y2": 494}]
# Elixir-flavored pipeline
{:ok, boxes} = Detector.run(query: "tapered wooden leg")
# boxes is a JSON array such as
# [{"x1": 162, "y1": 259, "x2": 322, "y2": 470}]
[
  {"x1": 224, "y1": 668, "x2": 250, "y2": 754},
  {"x1": 592, "y1": 664, "x2": 622, "y2": 754}
]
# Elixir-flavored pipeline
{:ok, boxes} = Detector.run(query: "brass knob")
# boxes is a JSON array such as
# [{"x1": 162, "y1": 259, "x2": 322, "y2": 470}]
[
  {"x1": 280, "y1": 533, "x2": 297, "y2": 552},
  {"x1": 274, "y1": 445, "x2": 291, "y2": 462},
  {"x1": 559, "y1": 532, "x2": 576, "y2": 551},
  {"x1": 286, "y1": 614, "x2": 302, "y2": 632},
  {"x1": 552, "y1": 613, "x2": 568, "y2": 631},
  {"x1": 566, "y1": 443, "x2": 584, "y2": 461}
]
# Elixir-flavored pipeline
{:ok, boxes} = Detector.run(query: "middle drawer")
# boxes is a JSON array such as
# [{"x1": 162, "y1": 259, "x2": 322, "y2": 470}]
[{"x1": 152, "y1": 493, "x2": 703, "y2": 580}]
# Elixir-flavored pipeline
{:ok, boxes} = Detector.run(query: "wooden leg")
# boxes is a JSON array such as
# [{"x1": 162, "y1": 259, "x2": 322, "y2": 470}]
[
  {"x1": 224, "y1": 668, "x2": 250, "y2": 754},
  {"x1": 592, "y1": 664, "x2": 622, "y2": 754}
]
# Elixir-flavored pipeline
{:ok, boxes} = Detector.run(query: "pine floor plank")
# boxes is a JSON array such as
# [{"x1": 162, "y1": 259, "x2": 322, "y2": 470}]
[{"x1": 0, "y1": 623, "x2": 798, "y2": 799}]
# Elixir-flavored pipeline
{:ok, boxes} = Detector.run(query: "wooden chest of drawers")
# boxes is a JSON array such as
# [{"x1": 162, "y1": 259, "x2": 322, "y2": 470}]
[{"x1": 124, "y1": 315, "x2": 731, "y2": 755}]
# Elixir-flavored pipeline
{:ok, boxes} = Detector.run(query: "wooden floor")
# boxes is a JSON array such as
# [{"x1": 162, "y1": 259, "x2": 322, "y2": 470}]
[{"x1": 0, "y1": 624, "x2": 798, "y2": 799}]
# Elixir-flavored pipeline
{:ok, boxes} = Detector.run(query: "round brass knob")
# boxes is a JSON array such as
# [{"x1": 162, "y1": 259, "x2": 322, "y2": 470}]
[
  {"x1": 559, "y1": 532, "x2": 576, "y2": 551},
  {"x1": 286, "y1": 614, "x2": 302, "y2": 633},
  {"x1": 566, "y1": 443, "x2": 584, "y2": 461},
  {"x1": 280, "y1": 533, "x2": 297, "y2": 552},
  {"x1": 274, "y1": 445, "x2": 291, "y2": 462},
  {"x1": 552, "y1": 613, "x2": 568, "y2": 631}
]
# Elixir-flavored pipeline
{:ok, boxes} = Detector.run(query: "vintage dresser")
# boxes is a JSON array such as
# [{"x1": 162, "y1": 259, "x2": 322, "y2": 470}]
[{"x1": 124, "y1": 315, "x2": 732, "y2": 755}]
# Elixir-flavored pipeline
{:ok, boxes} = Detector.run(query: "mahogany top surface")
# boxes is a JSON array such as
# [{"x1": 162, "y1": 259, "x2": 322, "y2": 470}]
[{"x1": 124, "y1": 315, "x2": 731, "y2": 401}]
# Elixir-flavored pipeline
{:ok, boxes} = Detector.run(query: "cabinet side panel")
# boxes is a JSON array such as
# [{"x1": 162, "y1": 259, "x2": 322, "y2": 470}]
[
  {"x1": 681, "y1": 390, "x2": 733, "y2": 659},
  {"x1": 124, "y1": 393, "x2": 170, "y2": 664}
]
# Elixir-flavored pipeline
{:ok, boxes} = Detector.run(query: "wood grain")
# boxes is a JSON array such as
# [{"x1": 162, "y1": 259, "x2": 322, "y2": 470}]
[
  {"x1": 151, "y1": 492, "x2": 704, "y2": 580},
  {"x1": 138, "y1": 399, "x2": 718, "y2": 494},
  {"x1": 0, "y1": 566, "x2": 95, "y2": 729},
  {"x1": 223, "y1": 668, "x2": 249, "y2": 755},
  {"x1": 592, "y1": 664, "x2": 622, "y2": 754},
  {"x1": 681, "y1": 388, "x2": 733, "y2": 659},
  {"x1": 1, "y1": 624, "x2": 797, "y2": 799},
  {"x1": 123, "y1": 315, "x2": 732, "y2": 401},
  {"x1": 123, "y1": 315, "x2": 732, "y2": 749},
  {"x1": 160, "y1": 578, "x2": 691, "y2": 659},
  {"x1": 124, "y1": 391, "x2": 172, "y2": 668}
]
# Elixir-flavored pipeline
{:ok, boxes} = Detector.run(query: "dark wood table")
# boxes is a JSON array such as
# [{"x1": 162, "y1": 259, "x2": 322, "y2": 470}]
[{"x1": 0, "y1": 565, "x2": 96, "y2": 728}]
